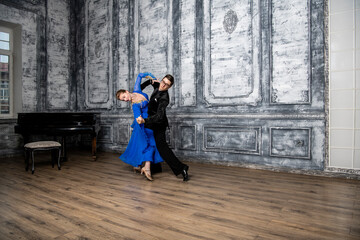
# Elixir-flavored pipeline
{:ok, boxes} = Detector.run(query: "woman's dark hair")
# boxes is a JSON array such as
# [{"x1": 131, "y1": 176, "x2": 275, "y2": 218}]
[{"x1": 164, "y1": 74, "x2": 174, "y2": 86}]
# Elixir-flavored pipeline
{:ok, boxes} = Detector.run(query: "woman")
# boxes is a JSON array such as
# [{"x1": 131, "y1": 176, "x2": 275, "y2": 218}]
[{"x1": 116, "y1": 72, "x2": 163, "y2": 181}]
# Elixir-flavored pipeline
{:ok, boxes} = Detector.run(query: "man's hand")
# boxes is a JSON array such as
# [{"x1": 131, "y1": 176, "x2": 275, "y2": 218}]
[
  {"x1": 151, "y1": 79, "x2": 160, "y2": 85},
  {"x1": 136, "y1": 116, "x2": 145, "y2": 124},
  {"x1": 145, "y1": 75, "x2": 159, "y2": 85}
]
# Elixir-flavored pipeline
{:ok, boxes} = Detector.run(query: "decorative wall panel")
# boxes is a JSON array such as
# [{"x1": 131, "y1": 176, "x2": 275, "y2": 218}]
[
  {"x1": 179, "y1": 125, "x2": 196, "y2": 150},
  {"x1": 203, "y1": 0, "x2": 261, "y2": 106},
  {"x1": 270, "y1": 0, "x2": 311, "y2": 104},
  {"x1": 134, "y1": 0, "x2": 174, "y2": 100},
  {"x1": 46, "y1": 0, "x2": 70, "y2": 110},
  {"x1": 0, "y1": 121, "x2": 23, "y2": 156},
  {"x1": 203, "y1": 126, "x2": 260, "y2": 154},
  {"x1": 179, "y1": 0, "x2": 196, "y2": 106},
  {"x1": 98, "y1": 124, "x2": 113, "y2": 143},
  {"x1": 166, "y1": 125, "x2": 175, "y2": 149},
  {"x1": 85, "y1": 0, "x2": 113, "y2": 109},
  {"x1": 116, "y1": 0, "x2": 130, "y2": 109},
  {"x1": 270, "y1": 127, "x2": 311, "y2": 159},
  {"x1": 118, "y1": 123, "x2": 130, "y2": 144}
]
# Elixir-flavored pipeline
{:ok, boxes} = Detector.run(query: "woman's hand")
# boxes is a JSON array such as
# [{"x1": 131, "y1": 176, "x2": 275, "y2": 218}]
[
  {"x1": 141, "y1": 72, "x2": 156, "y2": 79},
  {"x1": 136, "y1": 116, "x2": 145, "y2": 124}
]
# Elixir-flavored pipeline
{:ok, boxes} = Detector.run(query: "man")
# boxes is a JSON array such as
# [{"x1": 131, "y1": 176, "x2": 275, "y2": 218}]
[{"x1": 137, "y1": 74, "x2": 189, "y2": 181}]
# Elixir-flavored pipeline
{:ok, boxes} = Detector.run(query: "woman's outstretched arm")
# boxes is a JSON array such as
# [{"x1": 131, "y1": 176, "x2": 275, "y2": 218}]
[{"x1": 134, "y1": 72, "x2": 156, "y2": 92}]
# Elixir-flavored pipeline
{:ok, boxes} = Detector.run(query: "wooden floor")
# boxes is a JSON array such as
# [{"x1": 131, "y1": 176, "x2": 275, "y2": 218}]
[{"x1": 0, "y1": 150, "x2": 359, "y2": 240}]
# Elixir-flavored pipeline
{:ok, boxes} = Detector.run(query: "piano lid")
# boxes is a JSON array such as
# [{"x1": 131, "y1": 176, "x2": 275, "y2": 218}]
[{"x1": 16, "y1": 112, "x2": 100, "y2": 126}]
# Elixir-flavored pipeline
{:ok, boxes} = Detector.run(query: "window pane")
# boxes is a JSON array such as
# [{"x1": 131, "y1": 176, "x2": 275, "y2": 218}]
[
  {"x1": 0, "y1": 54, "x2": 10, "y2": 114},
  {"x1": 0, "y1": 32, "x2": 9, "y2": 41},
  {"x1": 0, "y1": 55, "x2": 9, "y2": 63},
  {"x1": 0, "y1": 41, "x2": 9, "y2": 50}
]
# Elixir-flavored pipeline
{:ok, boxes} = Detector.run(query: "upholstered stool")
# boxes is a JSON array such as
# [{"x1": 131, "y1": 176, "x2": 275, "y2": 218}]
[{"x1": 24, "y1": 141, "x2": 61, "y2": 174}]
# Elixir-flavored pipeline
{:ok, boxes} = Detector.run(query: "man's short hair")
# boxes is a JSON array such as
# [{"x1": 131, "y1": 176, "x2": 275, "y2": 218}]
[{"x1": 164, "y1": 74, "x2": 174, "y2": 86}]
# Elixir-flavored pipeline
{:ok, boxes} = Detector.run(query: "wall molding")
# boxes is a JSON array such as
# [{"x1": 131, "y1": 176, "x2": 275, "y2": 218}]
[
  {"x1": 84, "y1": 0, "x2": 113, "y2": 109},
  {"x1": 101, "y1": 113, "x2": 325, "y2": 120},
  {"x1": 98, "y1": 124, "x2": 114, "y2": 143},
  {"x1": 170, "y1": 113, "x2": 325, "y2": 120},
  {"x1": 134, "y1": 0, "x2": 175, "y2": 107},
  {"x1": 269, "y1": 0, "x2": 312, "y2": 105},
  {"x1": 203, "y1": 125, "x2": 261, "y2": 155},
  {"x1": 203, "y1": 0, "x2": 261, "y2": 106},
  {"x1": 270, "y1": 127, "x2": 312, "y2": 159},
  {"x1": 179, "y1": 125, "x2": 197, "y2": 151}
]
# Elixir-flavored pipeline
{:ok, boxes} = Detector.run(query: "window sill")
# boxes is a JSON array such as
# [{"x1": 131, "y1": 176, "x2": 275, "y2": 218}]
[{"x1": 0, "y1": 117, "x2": 17, "y2": 124}]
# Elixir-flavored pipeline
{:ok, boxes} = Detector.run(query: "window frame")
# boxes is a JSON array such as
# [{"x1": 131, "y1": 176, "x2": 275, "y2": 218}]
[{"x1": 0, "y1": 26, "x2": 14, "y2": 118}]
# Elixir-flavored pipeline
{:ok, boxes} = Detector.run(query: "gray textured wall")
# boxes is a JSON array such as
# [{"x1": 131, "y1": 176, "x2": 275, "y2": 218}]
[
  {"x1": 0, "y1": 0, "x2": 327, "y2": 171},
  {"x1": 0, "y1": 0, "x2": 72, "y2": 156},
  {"x1": 92, "y1": 0, "x2": 325, "y2": 169},
  {"x1": 82, "y1": 0, "x2": 326, "y2": 170}
]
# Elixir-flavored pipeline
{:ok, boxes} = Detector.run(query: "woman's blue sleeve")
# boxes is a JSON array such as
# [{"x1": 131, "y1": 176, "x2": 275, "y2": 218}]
[
  {"x1": 132, "y1": 103, "x2": 142, "y2": 120},
  {"x1": 134, "y1": 72, "x2": 156, "y2": 92}
]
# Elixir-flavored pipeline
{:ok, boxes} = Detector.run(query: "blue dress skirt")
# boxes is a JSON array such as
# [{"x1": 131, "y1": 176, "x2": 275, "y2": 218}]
[{"x1": 119, "y1": 73, "x2": 163, "y2": 167}]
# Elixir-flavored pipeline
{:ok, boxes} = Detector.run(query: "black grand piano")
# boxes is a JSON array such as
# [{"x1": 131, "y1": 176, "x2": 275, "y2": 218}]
[{"x1": 14, "y1": 112, "x2": 101, "y2": 161}]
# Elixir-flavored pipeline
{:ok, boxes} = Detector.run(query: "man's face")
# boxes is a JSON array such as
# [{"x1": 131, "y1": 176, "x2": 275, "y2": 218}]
[
  {"x1": 159, "y1": 77, "x2": 172, "y2": 91},
  {"x1": 117, "y1": 91, "x2": 131, "y2": 102}
]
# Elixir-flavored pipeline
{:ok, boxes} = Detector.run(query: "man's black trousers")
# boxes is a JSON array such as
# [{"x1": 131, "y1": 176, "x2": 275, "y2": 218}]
[{"x1": 153, "y1": 128, "x2": 187, "y2": 176}]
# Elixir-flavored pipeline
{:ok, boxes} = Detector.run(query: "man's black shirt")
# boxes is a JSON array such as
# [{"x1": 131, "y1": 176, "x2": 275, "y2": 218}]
[{"x1": 141, "y1": 80, "x2": 169, "y2": 130}]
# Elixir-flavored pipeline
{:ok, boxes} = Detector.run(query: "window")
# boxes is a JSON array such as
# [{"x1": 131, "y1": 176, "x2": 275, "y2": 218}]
[{"x1": 0, "y1": 27, "x2": 13, "y2": 117}]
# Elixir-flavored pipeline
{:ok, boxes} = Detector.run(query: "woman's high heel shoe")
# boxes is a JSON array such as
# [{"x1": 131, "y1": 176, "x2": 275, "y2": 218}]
[{"x1": 141, "y1": 168, "x2": 153, "y2": 181}]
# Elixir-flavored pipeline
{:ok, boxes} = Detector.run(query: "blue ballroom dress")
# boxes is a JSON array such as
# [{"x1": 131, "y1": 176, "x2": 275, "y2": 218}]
[{"x1": 119, "y1": 73, "x2": 163, "y2": 167}]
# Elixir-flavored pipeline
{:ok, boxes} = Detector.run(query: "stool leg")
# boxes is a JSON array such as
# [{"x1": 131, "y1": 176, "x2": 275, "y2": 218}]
[
  {"x1": 57, "y1": 148, "x2": 61, "y2": 170},
  {"x1": 25, "y1": 149, "x2": 29, "y2": 171},
  {"x1": 31, "y1": 151, "x2": 35, "y2": 174},
  {"x1": 51, "y1": 149, "x2": 55, "y2": 168}
]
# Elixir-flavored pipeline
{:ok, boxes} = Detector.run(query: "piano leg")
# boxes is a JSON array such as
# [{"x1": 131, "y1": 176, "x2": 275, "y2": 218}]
[
  {"x1": 58, "y1": 148, "x2": 61, "y2": 170},
  {"x1": 61, "y1": 136, "x2": 67, "y2": 162},
  {"x1": 31, "y1": 151, "x2": 35, "y2": 174},
  {"x1": 92, "y1": 137, "x2": 97, "y2": 160}
]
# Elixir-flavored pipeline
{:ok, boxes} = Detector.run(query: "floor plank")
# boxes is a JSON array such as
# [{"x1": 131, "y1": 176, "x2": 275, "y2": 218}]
[{"x1": 0, "y1": 150, "x2": 359, "y2": 240}]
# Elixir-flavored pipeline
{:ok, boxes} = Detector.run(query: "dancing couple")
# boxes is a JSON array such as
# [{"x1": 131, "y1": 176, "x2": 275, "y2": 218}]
[{"x1": 116, "y1": 72, "x2": 189, "y2": 181}]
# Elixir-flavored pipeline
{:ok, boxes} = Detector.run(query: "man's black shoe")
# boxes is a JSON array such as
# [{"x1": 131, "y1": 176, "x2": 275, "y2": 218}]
[{"x1": 181, "y1": 166, "x2": 189, "y2": 181}]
